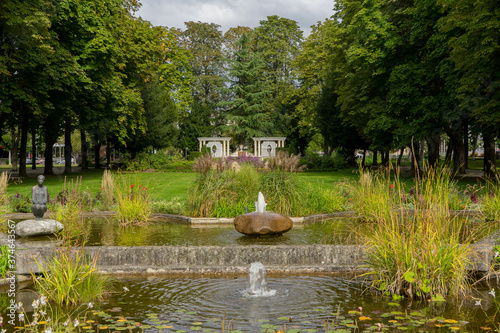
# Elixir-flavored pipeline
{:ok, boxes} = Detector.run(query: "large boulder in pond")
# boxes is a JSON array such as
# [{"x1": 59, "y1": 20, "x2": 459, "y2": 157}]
[
  {"x1": 234, "y1": 212, "x2": 293, "y2": 236},
  {"x1": 15, "y1": 219, "x2": 63, "y2": 238}
]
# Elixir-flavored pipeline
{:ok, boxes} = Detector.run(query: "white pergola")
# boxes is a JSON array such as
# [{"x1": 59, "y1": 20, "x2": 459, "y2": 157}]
[
  {"x1": 252, "y1": 137, "x2": 286, "y2": 157},
  {"x1": 197, "y1": 137, "x2": 231, "y2": 157}
]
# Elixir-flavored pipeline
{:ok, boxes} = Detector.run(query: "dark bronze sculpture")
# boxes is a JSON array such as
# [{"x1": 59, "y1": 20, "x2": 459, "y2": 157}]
[{"x1": 31, "y1": 175, "x2": 48, "y2": 219}]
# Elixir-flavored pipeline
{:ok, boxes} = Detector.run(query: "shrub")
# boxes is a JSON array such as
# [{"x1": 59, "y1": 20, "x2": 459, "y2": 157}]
[
  {"x1": 123, "y1": 149, "x2": 194, "y2": 172},
  {"x1": 8, "y1": 192, "x2": 31, "y2": 213}
]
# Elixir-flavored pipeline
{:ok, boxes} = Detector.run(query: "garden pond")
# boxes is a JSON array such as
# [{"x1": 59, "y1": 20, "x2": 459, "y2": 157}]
[{"x1": 5, "y1": 273, "x2": 500, "y2": 332}]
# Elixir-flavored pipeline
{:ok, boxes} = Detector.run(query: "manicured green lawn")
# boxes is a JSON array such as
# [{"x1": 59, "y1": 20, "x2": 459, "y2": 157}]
[
  {"x1": 4, "y1": 169, "x2": 196, "y2": 202},
  {"x1": 2, "y1": 165, "x2": 491, "y2": 205}
]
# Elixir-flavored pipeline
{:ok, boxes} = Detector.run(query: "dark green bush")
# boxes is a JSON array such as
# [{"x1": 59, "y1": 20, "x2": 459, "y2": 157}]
[{"x1": 123, "y1": 150, "x2": 194, "y2": 172}]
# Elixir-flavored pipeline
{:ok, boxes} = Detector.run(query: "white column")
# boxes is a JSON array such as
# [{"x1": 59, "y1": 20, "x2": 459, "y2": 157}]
[
  {"x1": 8, "y1": 151, "x2": 11, "y2": 166},
  {"x1": 258, "y1": 139, "x2": 261, "y2": 157},
  {"x1": 199, "y1": 140, "x2": 202, "y2": 151},
  {"x1": 223, "y1": 141, "x2": 226, "y2": 157}
]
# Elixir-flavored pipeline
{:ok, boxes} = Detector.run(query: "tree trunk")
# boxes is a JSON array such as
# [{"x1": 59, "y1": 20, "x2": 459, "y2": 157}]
[
  {"x1": 483, "y1": 131, "x2": 497, "y2": 178},
  {"x1": 443, "y1": 141, "x2": 453, "y2": 166},
  {"x1": 94, "y1": 140, "x2": 101, "y2": 169},
  {"x1": 81, "y1": 129, "x2": 88, "y2": 169},
  {"x1": 11, "y1": 126, "x2": 19, "y2": 171},
  {"x1": 361, "y1": 150, "x2": 366, "y2": 168},
  {"x1": 449, "y1": 132, "x2": 466, "y2": 174},
  {"x1": 31, "y1": 120, "x2": 36, "y2": 169},
  {"x1": 426, "y1": 133, "x2": 441, "y2": 167},
  {"x1": 397, "y1": 148, "x2": 404, "y2": 166},
  {"x1": 44, "y1": 130, "x2": 55, "y2": 175},
  {"x1": 372, "y1": 150, "x2": 378, "y2": 167},
  {"x1": 381, "y1": 151, "x2": 389, "y2": 165},
  {"x1": 470, "y1": 134, "x2": 479, "y2": 160},
  {"x1": 19, "y1": 113, "x2": 28, "y2": 177},
  {"x1": 106, "y1": 140, "x2": 111, "y2": 166},
  {"x1": 64, "y1": 118, "x2": 72, "y2": 173}
]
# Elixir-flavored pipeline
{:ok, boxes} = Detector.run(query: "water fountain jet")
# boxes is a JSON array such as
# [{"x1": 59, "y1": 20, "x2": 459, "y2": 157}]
[{"x1": 243, "y1": 262, "x2": 276, "y2": 297}]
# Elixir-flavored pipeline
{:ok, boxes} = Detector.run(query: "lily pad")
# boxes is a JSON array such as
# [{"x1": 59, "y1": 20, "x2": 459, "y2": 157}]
[{"x1": 190, "y1": 326, "x2": 202, "y2": 330}]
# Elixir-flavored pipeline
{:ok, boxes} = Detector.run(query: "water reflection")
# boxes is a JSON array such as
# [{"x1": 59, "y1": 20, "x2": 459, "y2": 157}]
[{"x1": 82, "y1": 218, "x2": 359, "y2": 246}]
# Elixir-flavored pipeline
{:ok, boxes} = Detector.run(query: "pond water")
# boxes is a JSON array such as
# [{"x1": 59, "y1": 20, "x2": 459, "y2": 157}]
[
  {"x1": 6, "y1": 273, "x2": 500, "y2": 332},
  {"x1": 17, "y1": 218, "x2": 360, "y2": 246}
]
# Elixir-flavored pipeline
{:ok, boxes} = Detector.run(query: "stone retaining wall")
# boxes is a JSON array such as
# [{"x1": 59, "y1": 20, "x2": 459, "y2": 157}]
[{"x1": 16, "y1": 245, "x2": 366, "y2": 275}]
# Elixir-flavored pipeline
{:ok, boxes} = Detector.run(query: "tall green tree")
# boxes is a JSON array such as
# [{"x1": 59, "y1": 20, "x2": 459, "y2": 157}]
[
  {"x1": 179, "y1": 21, "x2": 226, "y2": 140},
  {"x1": 254, "y1": 16, "x2": 303, "y2": 135},
  {"x1": 220, "y1": 34, "x2": 272, "y2": 147},
  {"x1": 439, "y1": 0, "x2": 500, "y2": 176}
]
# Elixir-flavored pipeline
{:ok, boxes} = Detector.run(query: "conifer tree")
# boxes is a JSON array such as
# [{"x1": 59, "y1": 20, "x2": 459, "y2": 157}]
[{"x1": 220, "y1": 34, "x2": 272, "y2": 147}]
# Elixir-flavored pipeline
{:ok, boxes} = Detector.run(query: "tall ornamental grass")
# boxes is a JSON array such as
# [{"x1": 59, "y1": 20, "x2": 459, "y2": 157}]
[
  {"x1": 482, "y1": 181, "x2": 500, "y2": 222},
  {"x1": 114, "y1": 176, "x2": 151, "y2": 225},
  {"x1": 101, "y1": 169, "x2": 115, "y2": 210},
  {"x1": 358, "y1": 167, "x2": 479, "y2": 300},
  {"x1": 0, "y1": 172, "x2": 9, "y2": 204},
  {"x1": 54, "y1": 177, "x2": 91, "y2": 246},
  {"x1": 33, "y1": 248, "x2": 111, "y2": 308},
  {"x1": 347, "y1": 168, "x2": 396, "y2": 222},
  {"x1": 186, "y1": 152, "x2": 346, "y2": 217}
]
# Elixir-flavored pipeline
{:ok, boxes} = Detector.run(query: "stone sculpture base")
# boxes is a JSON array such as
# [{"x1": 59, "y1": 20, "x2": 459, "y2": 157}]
[
  {"x1": 15, "y1": 219, "x2": 64, "y2": 238},
  {"x1": 234, "y1": 212, "x2": 293, "y2": 236}
]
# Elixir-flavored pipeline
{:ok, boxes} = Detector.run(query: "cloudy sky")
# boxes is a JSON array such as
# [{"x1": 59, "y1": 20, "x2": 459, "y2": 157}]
[{"x1": 136, "y1": 0, "x2": 335, "y2": 36}]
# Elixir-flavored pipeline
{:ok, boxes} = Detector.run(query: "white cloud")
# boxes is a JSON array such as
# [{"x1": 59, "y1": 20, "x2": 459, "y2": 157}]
[{"x1": 136, "y1": 0, "x2": 334, "y2": 36}]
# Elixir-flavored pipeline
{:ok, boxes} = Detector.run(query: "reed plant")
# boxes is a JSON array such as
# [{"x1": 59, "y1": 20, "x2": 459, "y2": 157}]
[
  {"x1": 359, "y1": 167, "x2": 477, "y2": 300},
  {"x1": 267, "y1": 151, "x2": 305, "y2": 172},
  {"x1": 114, "y1": 176, "x2": 151, "y2": 225},
  {"x1": 482, "y1": 181, "x2": 500, "y2": 222},
  {"x1": 187, "y1": 153, "x2": 344, "y2": 217},
  {"x1": 101, "y1": 169, "x2": 115, "y2": 210},
  {"x1": 0, "y1": 172, "x2": 9, "y2": 204},
  {"x1": 186, "y1": 168, "x2": 240, "y2": 217},
  {"x1": 32, "y1": 248, "x2": 112, "y2": 308},
  {"x1": 347, "y1": 167, "x2": 397, "y2": 222},
  {"x1": 54, "y1": 177, "x2": 91, "y2": 246}
]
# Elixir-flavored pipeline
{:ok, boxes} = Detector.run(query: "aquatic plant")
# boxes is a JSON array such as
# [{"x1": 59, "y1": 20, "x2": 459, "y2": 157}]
[
  {"x1": 359, "y1": 167, "x2": 479, "y2": 300},
  {"x1": 54, "y1": 177, "x2": 90, "y2": 246},
  {"x1": 101, "y1": 169, "x2": 115, "y2": 210},
  {"x1": 347, "y1": 167, "x2": 397, "y2": 222},
  {"x1": 114, "y1": 177, "x2": 151, "y2": 226},
  {"x1": 0, "y1": 171, "x2": 9, "y2": 204},
  {"x1": 0, "y1": 245, "x2": 10, "y2": 278},
  {"x1": 151, "y1": 197, "x2": 185, "y2": 215},
  {"x1": 482, "y1": 181, "x2": 500, "y2": 222},
  {"x1": 32, "y1": 248, "x2": 112, "y2": 308}
]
